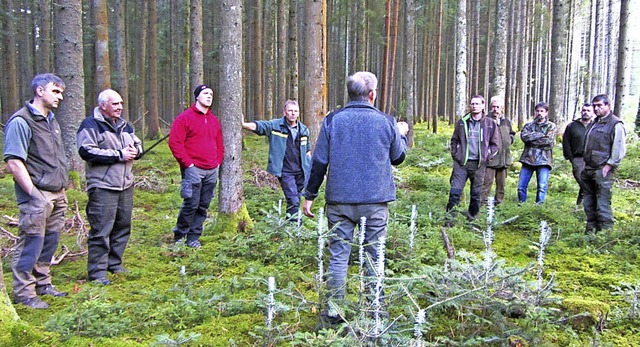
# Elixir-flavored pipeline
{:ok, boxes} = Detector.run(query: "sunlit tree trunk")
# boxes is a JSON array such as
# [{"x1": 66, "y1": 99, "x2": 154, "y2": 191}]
[
  {"x1": 455, "y1": 0, "x2": 467, "y2": 119},
  {"x1": 614, "y1": 0, "x2": 630, "y2": 116},
  {"x1": 92, "y1": 0, "x2": 111, "y2": 91},
  {"x1": 54, "y1": 0, "x2": 85, "y2": 174},
  {"x1": 304, "y1": 0, "x2": 327, "y2": 144}
]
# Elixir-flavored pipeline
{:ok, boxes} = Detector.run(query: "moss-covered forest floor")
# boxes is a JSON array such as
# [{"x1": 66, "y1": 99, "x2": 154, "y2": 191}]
[{"x1": 1, "y1": 120, "x2": 640, "y2": 346}]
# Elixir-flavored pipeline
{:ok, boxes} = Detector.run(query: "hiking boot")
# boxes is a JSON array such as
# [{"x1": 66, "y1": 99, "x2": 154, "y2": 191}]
[
  {"x1": 16, "y1": 297, "x2": 50, "y2": 309},
  {"x1": 36, "y1": 284, "x2": 68, "y2": 297},
  {"x1": 109, "y1": 267, "x2": 129, "y2": 274},
  {"x1": 186, "y1": 239, "x2": 201, "y2": 248}
]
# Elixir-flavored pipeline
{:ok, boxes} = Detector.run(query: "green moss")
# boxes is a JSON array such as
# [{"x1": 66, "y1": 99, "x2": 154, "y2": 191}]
[{"x1": 214, "y1": 203, "x2": 254, "y2": 233}]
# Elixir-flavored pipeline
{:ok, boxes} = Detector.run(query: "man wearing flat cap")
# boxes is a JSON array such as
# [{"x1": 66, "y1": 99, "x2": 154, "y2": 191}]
[{"x1": 168, "y1": 84, "x2": 224, "y2": 248}]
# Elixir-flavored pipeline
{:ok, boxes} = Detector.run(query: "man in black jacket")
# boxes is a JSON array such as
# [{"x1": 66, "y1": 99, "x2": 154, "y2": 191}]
[{"x1": 562, "y1": 103, "x2": 594, "y2": 205}]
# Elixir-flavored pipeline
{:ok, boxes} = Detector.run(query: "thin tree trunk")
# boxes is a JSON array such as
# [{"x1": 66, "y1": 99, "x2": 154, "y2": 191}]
[
  {"x1": 433, "y1": 0, "x2": 443, "y2": 133},
  {"x1": 614, "y1": 0, "x2": 630, "y2": 116},
  {"x1": 34, "y1": 0, "x2": 53, "y2": 73},
  {"x1": 288, "y1": 0, "x2": 299, "y2": 102},
  {"x1": 92, "y1": 0, "x2": 111, "y2": 91},
  {"x1": 491, "y1": 0, "x2": 507, "y2": 98},
  {"x1": 112, "y1": 0, "x2": 129, "y2": 117},
  {"x1": 455, "y1": 0, "x2": 468, "y2": 119},
  {"x1": 1, "y1": 0, "x2": 19, "y2": 122},
  {"x1": 146, "y1": 0, "x2": 160, "y2": 138},
  {"x1": 277, "y1": 0, "x2": 288, "y2": 108},
  {"x1": 549, "y1": 0, "x2": 568, "y2": 123},
  {"x1": 404, "y1": 0, "x2": 415, "y2": 147},
  {"x1": 190, "y1": 0, "x2": 204, "y2": 91}
]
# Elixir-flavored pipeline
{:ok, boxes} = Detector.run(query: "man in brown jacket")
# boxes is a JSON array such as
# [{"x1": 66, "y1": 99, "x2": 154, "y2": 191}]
[{"x1": 481, "y1": 96, "x2": 515, "y2": 206}]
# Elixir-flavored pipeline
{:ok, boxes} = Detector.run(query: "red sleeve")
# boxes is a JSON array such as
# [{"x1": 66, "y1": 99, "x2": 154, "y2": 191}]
[
  {"x1": 215, "y1": 116, "x2": 225, "y2": 164},
  {"x1": 168, "y1": 115, "x2": 193, "y2": 168}
]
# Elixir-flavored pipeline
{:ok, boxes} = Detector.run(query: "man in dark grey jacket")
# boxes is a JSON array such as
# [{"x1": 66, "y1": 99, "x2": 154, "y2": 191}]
[
  {"x1": 302, "y1": 71, "x2": 408, "y2": 325},
  {"x1": 77, "y1": 89, "x2": 143, "y2": 285}
]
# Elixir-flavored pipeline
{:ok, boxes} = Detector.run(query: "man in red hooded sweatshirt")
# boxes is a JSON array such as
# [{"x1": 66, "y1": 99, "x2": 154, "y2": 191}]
[{"x1": 168, "y1": 85, "x2": 224, "y2": 248}]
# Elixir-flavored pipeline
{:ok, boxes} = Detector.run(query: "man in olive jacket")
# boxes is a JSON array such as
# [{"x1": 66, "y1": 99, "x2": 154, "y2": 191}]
[{"x1": 481, "y1": 96, "x2": 515, "y2": 206}]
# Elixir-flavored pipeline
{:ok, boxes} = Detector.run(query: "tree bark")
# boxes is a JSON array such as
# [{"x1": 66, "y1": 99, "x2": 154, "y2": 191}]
[
  {"x1": 614, "y1": 0, "x2": 630, "y2": 116},
  {"x1": 146, "y1": 0, "x2": 160, "y2": 138},
  {"x1": 1, "y1": 0, "x2": 20, "y2": 122},
  {"x1": 277, "y1": 0, "x2": 288, "y2": 108},
  {"x1": 34, "y1": 0, "x2": 53, "y2": 74},
  {"x1": 112, "y1": 0, "x2": 129, "y2": 118},
  {"x1": 549, "y1": 0, "x2": 568, "y2": 123},
  {"x1": 190, "y1": 0, "x2": 204, "y2": 91},
  {"x1": 455, "y1": 0, "x2": 468, "y2": 119},
  {"x1": 92, "y1": 0, "x2": 111, "y2": 92},
  {"x1": 288, "y1": 0, "x2": 299, "y2": 102},
  {"x1": 217, "y1": 0, "x2": 251, "y2": 226},
  {"x1": 304, "y1": 0, "x2": 327, "y2": 144},
  {"x1": 54, "y1": 0, "x2": 86, "y2": 174},
  {"x1": 403, "y1": 0, "x2": 415, "y2": 147},
  {"x1": 491, "y1": 0, "x2": 507, "y2": 98}
]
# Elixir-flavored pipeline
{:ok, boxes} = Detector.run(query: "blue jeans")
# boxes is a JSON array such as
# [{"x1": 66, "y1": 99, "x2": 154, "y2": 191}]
[
  {"x1": 517, "y1": 164, "x2": 551, "y2": 204},
  {"x1": 174, "y1": 166, "x2": 218, "y2": 242},
  {"x1": 325, "y1": 203, "x2": 389, "y2": 300}
]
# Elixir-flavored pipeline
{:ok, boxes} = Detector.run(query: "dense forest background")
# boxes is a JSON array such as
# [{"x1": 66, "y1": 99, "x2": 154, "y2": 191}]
[{"x1": 1, "y1": 0, "x2": 640, "y2": 143}]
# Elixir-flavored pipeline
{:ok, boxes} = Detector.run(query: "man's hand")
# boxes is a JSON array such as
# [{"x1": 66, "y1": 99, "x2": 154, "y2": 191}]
[
  {"x1": 302, "y1": 199, "x2": 315, "y2": 218},
  {"x1": 122, "y1": 144, "x2": 138, "y2": 161},
  {"x1": 397, "y1": 121, "x2": 409, "y2": 136},
  {"x1": 602, "y1": 164, "x2": 612, "y2": 177}
]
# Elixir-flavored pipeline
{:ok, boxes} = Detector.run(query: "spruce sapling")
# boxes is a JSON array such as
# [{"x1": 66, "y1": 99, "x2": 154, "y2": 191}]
[
  {"x1": 409, "y1": 204, "x2": 417, "y2": 249},
  {"x1": 266, "y1": 276, "x2": 276, "y2": 330},
  {"x1": 373, "y1": 236, "x2": 387, "y2": 336},
  {"x1": 536, "y1": 220, "x2": 551, "y2": 291}
]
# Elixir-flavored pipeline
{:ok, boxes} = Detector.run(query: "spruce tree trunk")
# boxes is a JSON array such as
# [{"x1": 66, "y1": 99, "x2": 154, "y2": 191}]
[
  {"x1": 217, "y1": 0, "x2": 252, "y2": 229},
  {"x1": 54, "y1": 0, "x2": 86, "y2": 176},
  {"x1": 455, "y1": 0, "x2": 468, "y2": 120}
]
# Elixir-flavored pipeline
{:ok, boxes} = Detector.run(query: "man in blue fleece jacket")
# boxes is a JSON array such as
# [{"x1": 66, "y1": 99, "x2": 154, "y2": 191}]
[{"x1": 302, "y1": 71, "x2": 408, "y2": 324}]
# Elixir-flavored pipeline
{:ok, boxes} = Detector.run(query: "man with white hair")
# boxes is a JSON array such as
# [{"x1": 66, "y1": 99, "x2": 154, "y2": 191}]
[
  {"x1": 481, "y1": 96, "x2": 514, "y2": 206},
  {"x1": 77, "y1": 89, "x2": 143, "y2": 285}
]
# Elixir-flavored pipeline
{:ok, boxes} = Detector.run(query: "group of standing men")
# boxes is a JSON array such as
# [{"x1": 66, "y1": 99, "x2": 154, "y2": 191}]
[
  {"x1": 2, "y1": 74, "x2": 225, "y2": 308},
  {"x1": 446, "y1": 93, "x2": 626, "y2": 236},
  {"x1": 1, "y1": 71, "x2": 625, "y2": 315},
  {"x1": 2, "y1": 71, "x2": 407, "y2": 317}
]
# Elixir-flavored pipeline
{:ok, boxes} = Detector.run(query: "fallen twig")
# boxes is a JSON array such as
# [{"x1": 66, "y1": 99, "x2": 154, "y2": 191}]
[
  {"x1": 440, "y1": 227, "x2": 455, "y2": 259},
  {"x1": 0, "y1": 226, "x2": 19, "y2": 241}
]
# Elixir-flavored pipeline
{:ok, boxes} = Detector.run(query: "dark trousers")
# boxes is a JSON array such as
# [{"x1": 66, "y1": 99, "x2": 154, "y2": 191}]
[
  {"x1": 570, "y1": 157, "x2": 586, "y2": 204},
  {"x1": 278, "y1": 171, "x2": 305, "y2": 217},
  {"x1": 446, "y1": 160, "x2": 485, "y2": 218},
  {"x1": 174, "y1": 166, "x2": 218, "y2": 242},
  {"x1": 581, "y1": 167, "x2": 615, "y2": 231},
  {"x1": 86, "y1": 187, "x2": 133, "y2": 279}
]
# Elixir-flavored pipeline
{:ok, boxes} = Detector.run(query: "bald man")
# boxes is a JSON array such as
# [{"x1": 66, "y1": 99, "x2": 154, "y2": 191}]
[{"x1": 77, "y1": 89, "x2": 143, "y2": 285}]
